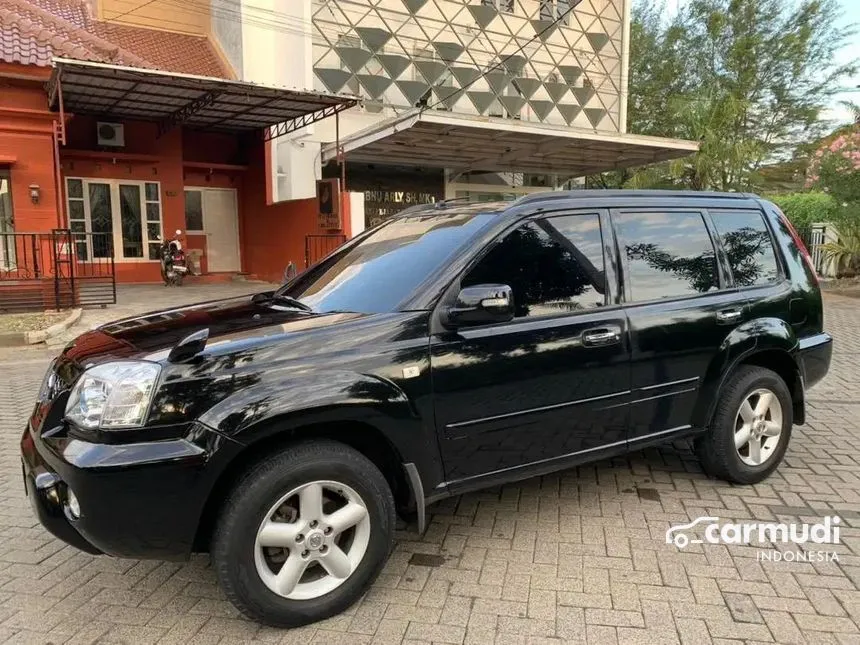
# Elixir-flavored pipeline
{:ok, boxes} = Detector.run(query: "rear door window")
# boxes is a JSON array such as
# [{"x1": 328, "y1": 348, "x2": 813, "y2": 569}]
[
  {"x1": 616, "y1": 211, "x2": 718, "y2": 302},
  {"x1": 711, "y1": 210, "x2": 780, "y2": 287}
]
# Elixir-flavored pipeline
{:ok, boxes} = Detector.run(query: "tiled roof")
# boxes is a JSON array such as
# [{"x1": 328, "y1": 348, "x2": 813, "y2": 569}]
[
  {"x1": 0, "y1": 0, "x2": 146, "y2": 67},
  {"x1": 0, "y1": 0, "x2": 231, "y2": 78},
  {"x1": 91, "y1": 21, "x2": 229, "y2": 78}
]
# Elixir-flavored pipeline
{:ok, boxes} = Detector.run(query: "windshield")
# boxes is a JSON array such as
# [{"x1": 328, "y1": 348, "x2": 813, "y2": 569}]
[{"x1": 277, "y1": 208, "x2": 500, "y2": 313}]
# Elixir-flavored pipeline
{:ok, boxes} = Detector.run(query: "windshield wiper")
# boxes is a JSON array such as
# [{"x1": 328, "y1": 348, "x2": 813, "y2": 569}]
[{"x1": 252, "y1": 291, "x2": 314, "y2": 312}]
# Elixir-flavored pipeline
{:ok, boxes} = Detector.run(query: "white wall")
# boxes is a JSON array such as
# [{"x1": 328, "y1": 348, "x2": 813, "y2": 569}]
[
  {"x1": 239, "y1": 0, "x2": 312, "y2": 87},
  {"x1": 237, "y1": 0, "x2": 323, "y2": 201},
  {"x1": 211, "y1": 0, "x2": 243, "y2": 75},
  {"x1": 349, "y1": 191, "x2": 366, "y2": 236}
]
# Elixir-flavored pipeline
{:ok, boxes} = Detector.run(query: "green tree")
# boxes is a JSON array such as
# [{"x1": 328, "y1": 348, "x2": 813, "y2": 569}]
[
  {"x1": 627, "y1": 1, "x2": 693, "y2": 138},
  {"x1": 615, "y1": 0, "x2": 856, "y2": 191}
]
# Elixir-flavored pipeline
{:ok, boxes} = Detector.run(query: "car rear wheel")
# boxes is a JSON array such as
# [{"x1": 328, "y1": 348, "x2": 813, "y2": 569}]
[
  {"x1": 212, "y1": 440, "x2": 395, "y2": 627},
  {"x1": 695, "y1": 365, "x2": 793, "y2": 484}
]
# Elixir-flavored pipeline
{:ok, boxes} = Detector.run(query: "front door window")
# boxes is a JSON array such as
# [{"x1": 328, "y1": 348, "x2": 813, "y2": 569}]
[
  {"x1": 66, "y1": 179, "x2": 163, "y2": 261},
  {"x1": 461, "y1": 214, "x2": 607, "y2": 317}
]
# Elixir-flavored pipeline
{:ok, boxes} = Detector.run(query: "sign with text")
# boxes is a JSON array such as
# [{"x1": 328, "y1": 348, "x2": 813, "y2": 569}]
[
  {"x1": 316, "y1": 178, "x2": 341, "y2": 229},
  {"x1": 364, "y1": 190, "x2": 437, "y2": 227}
]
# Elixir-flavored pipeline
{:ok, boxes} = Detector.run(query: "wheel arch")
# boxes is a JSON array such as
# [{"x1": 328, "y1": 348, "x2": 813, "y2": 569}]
[
  {"x1": 193, "y1": 418, "x2": 413, "y2": 552},
  {"x1": 736, "y1": 349, "x2": 804, "y2": 425},
  {"x1": 693, "y1": 317, "x2": 803, "y2": 430},
  {"x1": 694, "y1": 347, "x2": 804, "y2": 432}
]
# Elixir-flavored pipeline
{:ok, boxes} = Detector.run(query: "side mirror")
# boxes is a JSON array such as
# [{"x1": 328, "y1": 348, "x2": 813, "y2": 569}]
[{"x1": 443, "y1": 284, "x2": 514, "y2": 327}]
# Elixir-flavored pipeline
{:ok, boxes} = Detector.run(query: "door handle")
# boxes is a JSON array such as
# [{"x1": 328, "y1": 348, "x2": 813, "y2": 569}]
[
  {"x1": 716, "y1": 309, "x2": 743, "y2": 324},
  {"x1": 582, "y1": 327, "x2": 621, "y2": 347}
]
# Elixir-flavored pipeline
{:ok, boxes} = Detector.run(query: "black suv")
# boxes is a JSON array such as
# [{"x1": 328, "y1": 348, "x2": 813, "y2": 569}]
[{"x1": 22, "y1": 191, "x2": 831, "y2": 626}]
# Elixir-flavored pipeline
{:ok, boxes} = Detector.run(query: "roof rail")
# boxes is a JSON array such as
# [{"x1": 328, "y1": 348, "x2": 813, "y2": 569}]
[
  {"x1": 395, "y1": 196, "x2": 483, "y2": 216},
  {"x1": 511, "y1": 189, "x2": 757, "y2": 208},
  {"x1": 394, "y1": 202, "x2": 438, "y2": 216}
]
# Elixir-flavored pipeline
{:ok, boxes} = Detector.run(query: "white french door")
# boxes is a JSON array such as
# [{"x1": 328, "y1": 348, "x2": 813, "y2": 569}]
[{"x1": 66, "y1": 178, "x2": 163, "y2": 261}]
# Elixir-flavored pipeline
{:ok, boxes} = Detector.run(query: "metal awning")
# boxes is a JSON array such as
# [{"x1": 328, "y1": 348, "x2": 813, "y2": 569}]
[
  {"x1": 48, "y1": 58, "x2": 359, "y2": 138},
  {"x1": 322, "y1": 110, "x2": 699, "y2": 176}
]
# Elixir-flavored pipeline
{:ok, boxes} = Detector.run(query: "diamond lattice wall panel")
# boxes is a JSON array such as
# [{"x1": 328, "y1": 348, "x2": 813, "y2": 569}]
[
  {"x1": 311, "y1": 0, "x2": 625, "y2": 132},
  {"x1": 512, "y1": 77, "x2": 541, "y2": 99},
  {"x1": 433, "y1": 41, "x2": 464, "y2": 63},
  {"x1": 355, "y1": 27, "x2": 392, "y2": 53}
]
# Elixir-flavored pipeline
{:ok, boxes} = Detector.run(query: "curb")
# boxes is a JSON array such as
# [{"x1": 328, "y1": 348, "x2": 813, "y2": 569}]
[
  {"x1": 0, "y1": 309, "x2": 84, "y2": 347},
  {"x1": 26, "y1": 308, "x2": 82, "y2": 345}
]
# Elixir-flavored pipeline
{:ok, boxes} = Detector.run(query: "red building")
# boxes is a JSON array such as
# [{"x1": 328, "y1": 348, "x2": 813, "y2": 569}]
[{"x1": 0, "y1": 0, "x2": 358, "y2": 295}]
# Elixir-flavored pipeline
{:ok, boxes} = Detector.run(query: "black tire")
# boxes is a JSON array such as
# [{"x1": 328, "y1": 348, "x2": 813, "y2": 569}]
[
  {"x1": 212, "y1": 440, "x2": 395, "y2": 627},
  {"x1": 695, "y1": 365, "x2": 793, "y2": 484}
]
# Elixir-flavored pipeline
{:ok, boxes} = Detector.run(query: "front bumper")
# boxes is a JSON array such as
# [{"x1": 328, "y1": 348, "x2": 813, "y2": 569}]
[
  {"x1": 21, "y1": 434, "x2": 101, "y2": 555},
  {"x1": 20, "y1": 421, "x2": 237, "y2": 560}
]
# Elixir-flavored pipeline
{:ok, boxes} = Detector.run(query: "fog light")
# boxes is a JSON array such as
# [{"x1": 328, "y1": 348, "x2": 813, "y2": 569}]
[{"x1": 67, "y1": 489, "x2": 81, "y2": 519}]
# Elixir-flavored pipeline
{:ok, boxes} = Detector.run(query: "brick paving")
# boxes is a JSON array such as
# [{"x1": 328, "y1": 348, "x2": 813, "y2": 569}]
[{"x1": 1, "y1": 287, "x2": 859, "y2": 644}]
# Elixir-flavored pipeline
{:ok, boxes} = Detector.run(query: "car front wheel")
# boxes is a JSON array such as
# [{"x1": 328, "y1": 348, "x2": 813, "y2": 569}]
[
  {"x1": 696, "y1": 365, "x2": 793, "y2": 485},
  {"x1": 212, "y1": 440, "x2": 395, "y2": 627}
]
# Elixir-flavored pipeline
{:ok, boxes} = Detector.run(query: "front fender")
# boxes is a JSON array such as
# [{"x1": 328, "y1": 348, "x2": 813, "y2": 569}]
[
  {"x1": 197, "y1": 369, "x2": 441, "y2": 491},
  {"x1": 199, "y1": 369, "x2": 418, "y2": 439},
  {"x1": 692, "y1": 317, "x2": 799, "y2": 429}
]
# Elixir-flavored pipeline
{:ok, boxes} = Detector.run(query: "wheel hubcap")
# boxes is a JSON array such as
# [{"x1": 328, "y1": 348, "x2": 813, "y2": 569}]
[
  {"x1": 734, "y1": 388, "x2": 783, "y2": 466},
  {"x1": 253, "y1": 480, "x2": 370, "y2": 600}
]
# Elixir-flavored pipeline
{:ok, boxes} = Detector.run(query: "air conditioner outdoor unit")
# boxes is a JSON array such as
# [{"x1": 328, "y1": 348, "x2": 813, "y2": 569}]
[{"x1": 97, "y1": 122, "x2": 125, "y2": 147}]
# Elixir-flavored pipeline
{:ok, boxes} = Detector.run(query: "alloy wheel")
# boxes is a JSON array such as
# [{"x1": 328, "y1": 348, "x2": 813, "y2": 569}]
[
  {"x1": 734, "y1": 388, "x2": 783, "y2": 466},
  {"x1": 253, "y1": 480, "x2": 370, "y2": 600}
]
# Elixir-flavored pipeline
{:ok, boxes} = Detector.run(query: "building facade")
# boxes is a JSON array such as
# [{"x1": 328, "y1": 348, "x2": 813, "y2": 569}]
[
  {"x1": 0, "y1": 0, "x2": 361, "y2": 290},
  {"x1": 263, "y1": 0, "x2": 693, "y2": 221},
  {"x1": 1, "y1": 0, "x2": 695, "y2": 294}
]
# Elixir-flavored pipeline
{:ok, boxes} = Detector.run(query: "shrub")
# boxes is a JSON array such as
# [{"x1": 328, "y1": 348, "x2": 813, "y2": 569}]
[{"x1": 768, "y1": 192, "x2": 840, "y2": 230}]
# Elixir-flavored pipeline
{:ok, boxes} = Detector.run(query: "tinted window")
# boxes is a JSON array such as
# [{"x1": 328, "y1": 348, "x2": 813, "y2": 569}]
[
  {"x1": 280, "y1": 209, "x2": 498, "y2": 313},
  {"x1": 712, "y1": 211, "x2": 780, "y2": 286},
  {"x1": 184, "y1": 190, "x2": 203, "y2": 231},
  {"x1": 618, "y1": 211, "x2": 718, "y2": 302},
  {"x1": 462, "y1": 214, "x2": 606, "y2": 318}
]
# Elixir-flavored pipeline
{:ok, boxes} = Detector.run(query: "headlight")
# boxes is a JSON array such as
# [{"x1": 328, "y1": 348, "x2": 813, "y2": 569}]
[
  {"x1": 36, "y1": 360, "x2": 58, "y2": 403},
  {"x1": 65, "y1": 361, "x2": 161, "y2": 430}
]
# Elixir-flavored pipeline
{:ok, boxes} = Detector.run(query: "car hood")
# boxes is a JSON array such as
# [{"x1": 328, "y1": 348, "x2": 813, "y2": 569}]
[{"x1": 60, "y1": 293, "x2": 374, "y2": 366}]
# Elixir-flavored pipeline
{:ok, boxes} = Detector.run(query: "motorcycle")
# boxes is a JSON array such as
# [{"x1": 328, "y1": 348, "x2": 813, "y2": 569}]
[{"x1": 159, "y1": 230, "x2": 188, "y2": 287}]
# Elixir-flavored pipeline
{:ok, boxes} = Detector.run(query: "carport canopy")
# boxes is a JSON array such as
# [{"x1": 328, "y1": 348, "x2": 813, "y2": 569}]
[
  {"x1": 321, "y1": 110, "x2": 699, "y2": 176},
  {"x1": 48, "y1": 58, "x2": 358, "y2": 138}
]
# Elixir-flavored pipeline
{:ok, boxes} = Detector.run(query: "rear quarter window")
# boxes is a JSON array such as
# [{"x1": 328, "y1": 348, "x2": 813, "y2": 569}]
[{"x1": 710, "y1": 211, "x2": 780, "y2": 287}]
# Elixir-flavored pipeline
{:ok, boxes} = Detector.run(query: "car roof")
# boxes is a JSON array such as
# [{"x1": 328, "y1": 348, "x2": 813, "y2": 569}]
[{"x1": 392, "y1": 190, "x2": 761, "y2": 220}]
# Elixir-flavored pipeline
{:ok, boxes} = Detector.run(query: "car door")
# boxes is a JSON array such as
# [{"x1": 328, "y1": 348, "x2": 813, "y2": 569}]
[
  {"x1": 613, "y1": 208, "x2": 752, "y2": 446},
  {"x1": 430, "y1": 210, "x2": 631, "y2": 488}
]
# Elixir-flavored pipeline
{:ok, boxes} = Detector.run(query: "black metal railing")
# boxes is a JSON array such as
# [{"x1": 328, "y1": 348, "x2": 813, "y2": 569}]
[
  {"x1": 0, "y1": 230, "x2": 116, "y2": 313},
  {"x1": 0, "y1": 232, "x2": 44, "y2": 281}
]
